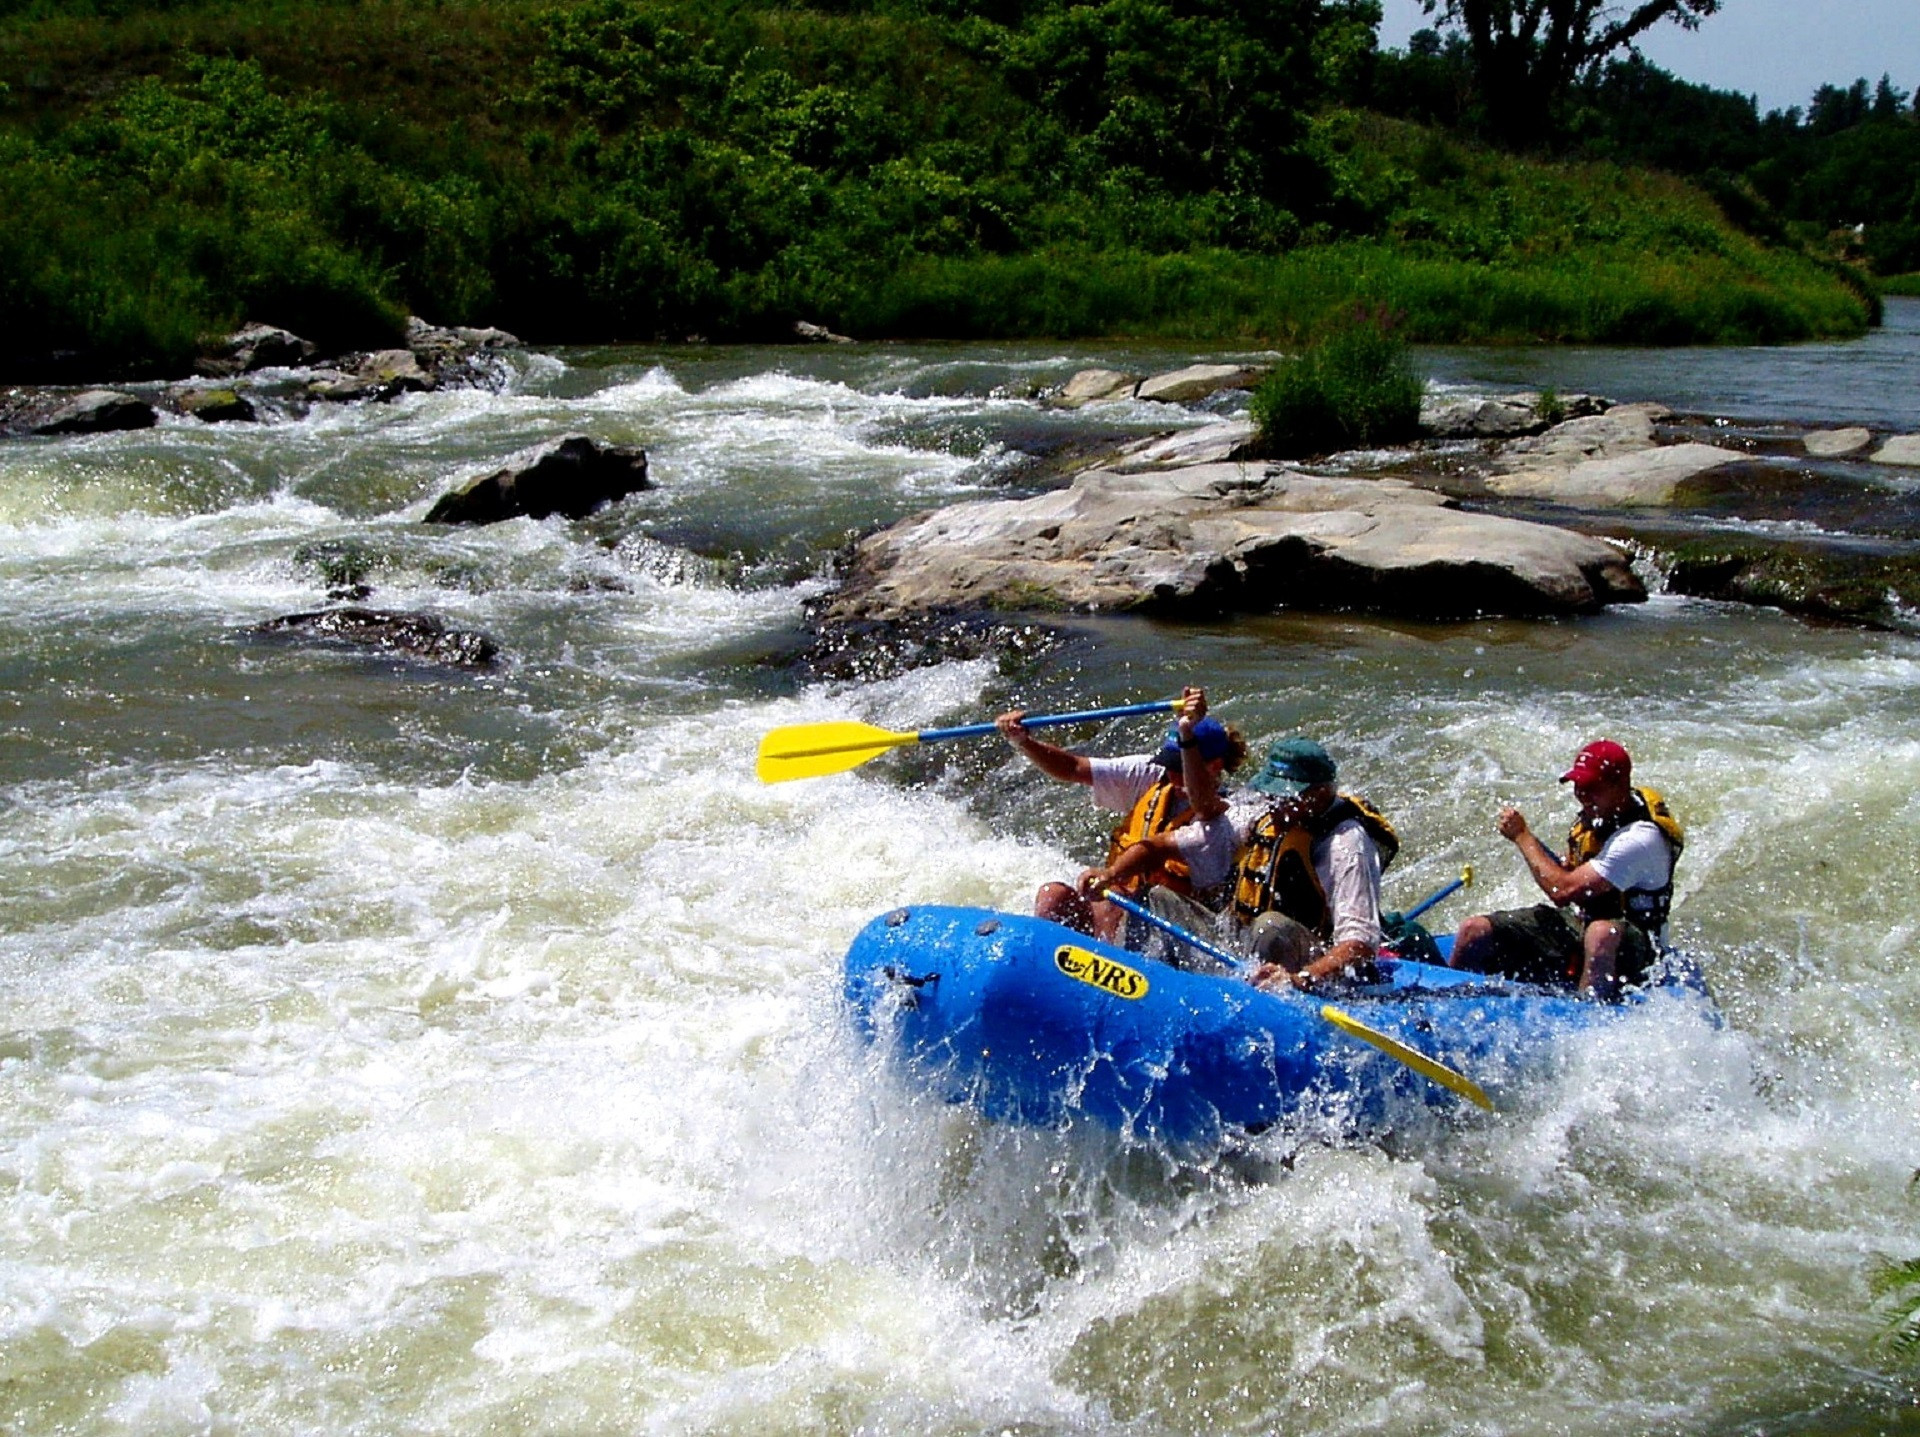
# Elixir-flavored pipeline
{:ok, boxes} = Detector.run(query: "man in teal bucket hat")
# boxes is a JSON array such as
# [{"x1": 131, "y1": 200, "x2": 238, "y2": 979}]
[{"x1": 1222, "y1": 736, "x2": 1400, "y2": 990}]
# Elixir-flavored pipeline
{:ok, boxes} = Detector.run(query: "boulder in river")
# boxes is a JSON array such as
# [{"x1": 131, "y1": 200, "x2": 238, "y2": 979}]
[
  {"x1": 1135, "y1": 363, "x2": 1266, "y2": 405},
  {"x1": 823, "y1": 462, "x2": 1643, "y2": 624},
  {"x1": 1662, "y1": 537, "x2": 1920, "y2": 634},
  {"x1": 250, "y1": 607, "x2": 501, "y2": 669},
  {"x1": 1487, "y1": 441, "x2": 1747, "y2": 507},
  {"x1": 1872, "y1": 434, "x2": 1920, "y2": 467},
  {"x1": 1052, "y1": 369, "x2": 1141, "y2": 407},
  {"x1": 28, "y1": 390, "x2": 158, "y2": 436},
  {"x1": 1419, "y1": 390, "x2": 1609, "y2": 440},
  {"x1": 1803, "y1": 427, "x2": 1871, "y2": 457},
  {"x1": 198, "y1": 323, "x2": 318, "y2": 376},
  {"x1": 174, "y1": 387, "x2": 257, "y2": 424},
  {"x1": 309, "y1": 350, "x2": 436, "y2": 403},
  {"x1": 424, "y1": 436, "x2": 653, "y2": 525},
  {"x1": 1110, "y1": 419, "x2": 1258, "y2": 472},
  {"x1": 792, "y1": 320, "x2": 854, "y2": 344}
]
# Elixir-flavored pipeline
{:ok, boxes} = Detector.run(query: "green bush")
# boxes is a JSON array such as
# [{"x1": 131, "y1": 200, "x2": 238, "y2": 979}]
[{"x1": 1250, "y1": 311, "x2": 1424, "y2": 457}]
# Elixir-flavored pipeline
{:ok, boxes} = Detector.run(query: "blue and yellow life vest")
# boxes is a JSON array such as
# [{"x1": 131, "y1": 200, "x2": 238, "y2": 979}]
[
  {"x1": 1228, "y1": 795, "x2": 1398, "y2": 935},
  {"x1": 1568, "y1": 785, "x2": 1684, "y2": 934}
]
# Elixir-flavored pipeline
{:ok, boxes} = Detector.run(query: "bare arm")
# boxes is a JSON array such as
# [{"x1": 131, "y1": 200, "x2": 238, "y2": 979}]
[
  {"x1": 1499, "y1": 807, "x2": 1617, "y2": 907},
  {"x1": 996, "y1": 709, "x2": 1092, "y2": 784},
  {"x1": 1077, "y1": 835, "x2": 1180, "y2": 897},
  {"x1": 1174, "y1": 686, "x2": 1226, "y2": 820}
]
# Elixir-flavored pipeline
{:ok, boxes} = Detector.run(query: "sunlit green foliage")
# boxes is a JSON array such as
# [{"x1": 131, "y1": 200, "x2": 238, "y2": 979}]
[
  {"x1": 0, "y1": 0, "x2": 1878, "y2": 376},
  {"x1": 1248, "y1": 308, "x2": 1421, "y2": 456}
]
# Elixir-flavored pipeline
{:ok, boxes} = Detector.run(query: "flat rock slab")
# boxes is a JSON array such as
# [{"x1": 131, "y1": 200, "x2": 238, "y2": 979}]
[
  {"x1": 1873, "y1": 434, "x2": 1920, "y2": 466},
  {"x1": 1492, "y1": 402, "x2": 1669, "y2": 473},
  {"x1": 1109, "y1": 419, "x2": 1257, "y2": 472},
  {"x1": 1054, "y1": 368, "x2": 1141, "y2": 407},
  {"x1": 1805, "y1": 427, "x2": 1872, "y2": 457},
  {"x1": 824, "y1": 462, "x2": 1643, "y2": 624},
  {"x1": 1487, "y1": 441, "x2": 1747, "y2": 507},
  {"x1": 1135, "y1": 363, "x2": 1265, "y2": 405}
]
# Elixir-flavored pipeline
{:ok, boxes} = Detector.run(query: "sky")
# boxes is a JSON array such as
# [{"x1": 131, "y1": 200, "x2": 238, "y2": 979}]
[{"x1": 1374, "y1": 0, "x2": 1920, "y2": 115}]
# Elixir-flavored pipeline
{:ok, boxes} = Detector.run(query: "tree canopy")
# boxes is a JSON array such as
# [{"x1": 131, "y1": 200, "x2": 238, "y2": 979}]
[{"x1": 1419, "y1": 0, "x2": 1719, "y2": 145}]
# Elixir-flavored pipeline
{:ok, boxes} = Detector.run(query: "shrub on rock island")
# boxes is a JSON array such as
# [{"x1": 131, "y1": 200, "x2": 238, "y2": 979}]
[{"x1": 1251, "y1": 310, "x2": 1424, "y2": 457}]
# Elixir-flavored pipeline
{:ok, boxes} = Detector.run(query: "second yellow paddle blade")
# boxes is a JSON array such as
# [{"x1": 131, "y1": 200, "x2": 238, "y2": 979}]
[
  {"x1": 1321, "y1": 1004, "x2": 1494, "y2": 1111},
  {"x1": 755, "y1": 720, "x2": 918, "y2": 783}
]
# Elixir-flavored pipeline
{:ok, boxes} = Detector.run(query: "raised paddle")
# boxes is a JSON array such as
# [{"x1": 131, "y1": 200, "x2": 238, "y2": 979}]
[
  {"x1": 1101, "y1": 891, "x2": 1494, "y2": 1111},
  {"x1": 756, "y1": 698, "x2": 1178, "y2": 784}
]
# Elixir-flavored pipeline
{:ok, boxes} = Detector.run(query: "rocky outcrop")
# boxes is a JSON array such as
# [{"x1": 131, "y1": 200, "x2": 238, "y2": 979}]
[
  {"x1": 1050, "y1": 363, "x2": 1267, "y2": 409},
  {"x1": 1662, "y1": 539, "x2": 1920, "y2": 634},
  {"x1": 824, "y1": 462, "x2": 1643, "y2": 624},
  {"x1": 1804, "y1": 427, "x2": 1871, "y2": 457},
  {"x1": 1484, "y1": 402, "x2": 1744, "y2": 506},
  {"x1": 25, "y1": 390, "x2": 158, "y2": 436},
  {"x1": 198, "y1": 324, "x2": 317, "y2": 376},
  {"x1": 424, "y1": 436, "x2": 652, "y2": 525},
  {"x1": 1419, "y1": 390, "x2": 1608, "y2": 439},
  {"x1": 174, "y1": 387, "x2": 257, "y2": 424},
  {"x1": 1054, "y1": 369, "x2": 1141, "y2": 407},
  {"x1": 1109, "y1": 419, "x2": 1257, "y2": 472},
  {"x1": 792, "y1": 320, "x2": 854, "y2": 344},
  {"x1": 1136, "y1": 363, "x2": 1265, "y2": 405},
  {"x1": 308, "y1": 349, "x2": 436, "y2": 403},
  {"x1": 250, "y1": 607, "x2": 501, "y2": 669},
  {"x1": 1488, "y1": 441, "x2": 1747, "y2": 506},
  {"x1": 1873, "y1": 434, "x2": 1920, "y2": 467}
]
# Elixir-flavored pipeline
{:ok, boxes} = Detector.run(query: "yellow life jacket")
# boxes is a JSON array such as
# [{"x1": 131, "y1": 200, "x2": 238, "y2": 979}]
[
  {"x1": 1104, "y1": 775, "x2": 1196, "y2": 897},
  {"x1": 1228, "y1": 795, "x2": 1399, "y2": 935},
  {"x1": 1567, "y1": 785, "x2": 1684, "y2": 932}
]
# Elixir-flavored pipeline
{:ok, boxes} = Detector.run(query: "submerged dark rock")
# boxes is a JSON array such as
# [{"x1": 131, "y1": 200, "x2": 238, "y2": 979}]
[
  {"x1": 250, "y1": 607, "x2": 502, "y2": 669},
  {"x1": 424, "y1": 436, "x2": 652, "y2": 525},
  {"x1": 796, "y1": 609, "x2": 1064, "y2": 683},
  {"x1": 1661, "y1": 539, "x2": 1920, "y2": 633}
]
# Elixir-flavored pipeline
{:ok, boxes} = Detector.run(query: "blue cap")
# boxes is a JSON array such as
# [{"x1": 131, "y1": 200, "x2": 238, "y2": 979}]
[
  {"x1": 1246, "y1": 737, "x2": 1337, "y2": 795},
  {"x1": 1152, "y1": 717, "x2": 1232, "y2": 768}
]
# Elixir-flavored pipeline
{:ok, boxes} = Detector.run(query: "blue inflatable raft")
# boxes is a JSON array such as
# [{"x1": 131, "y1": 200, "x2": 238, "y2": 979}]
[{"x1": 844, "y1": 904, "x2": 1715, "y2": 1147}]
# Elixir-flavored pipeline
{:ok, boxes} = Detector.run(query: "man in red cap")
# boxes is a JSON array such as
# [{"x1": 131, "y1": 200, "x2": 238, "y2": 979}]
[{"x1": 1448, "y1": 739, "x2": 1684, "y2": 1000}]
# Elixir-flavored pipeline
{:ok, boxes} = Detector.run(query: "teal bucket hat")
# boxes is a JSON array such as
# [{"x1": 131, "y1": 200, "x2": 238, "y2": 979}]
[{"x1": 1246, "y1": 737, "x2": 1337, "y2": 796}]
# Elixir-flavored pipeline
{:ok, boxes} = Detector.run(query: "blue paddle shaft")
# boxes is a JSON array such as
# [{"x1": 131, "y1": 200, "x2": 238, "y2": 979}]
[
  {"x1": 918, "y1": 699, "x2": 1177, "y2": 746},
  {"x1": 1101, "y1": 892, "x2": 1252, "y2": 975},
  {"x1": 1403, "y1": 876, "x2": 1466, "y2": 922}
]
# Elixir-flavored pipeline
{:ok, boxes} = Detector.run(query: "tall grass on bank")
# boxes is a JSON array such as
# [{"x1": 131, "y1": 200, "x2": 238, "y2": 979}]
[
  {"x1": 0, "y1": 2, "x2": 1883, "y2": 374},
  {"x1": 844, "y1": 243, "x2": 1874, "y2": 346},
  {"x1": 1248, "y1": 312, "x2": 1423, "y2": 457}
]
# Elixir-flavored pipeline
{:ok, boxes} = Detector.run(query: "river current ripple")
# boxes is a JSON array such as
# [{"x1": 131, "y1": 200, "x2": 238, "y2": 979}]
[{"x1": 1, "y1": 310, "x2": 1917, "y2": 1434}]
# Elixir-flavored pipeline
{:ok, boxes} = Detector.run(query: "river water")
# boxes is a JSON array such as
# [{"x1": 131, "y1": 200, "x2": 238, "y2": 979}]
[{"x1": 3, "y1": 305, "x2": 1918, "y2": 1435}]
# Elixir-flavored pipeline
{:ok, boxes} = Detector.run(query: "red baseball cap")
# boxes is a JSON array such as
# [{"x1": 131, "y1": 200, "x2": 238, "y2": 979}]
[{"x1": 1561, "y1": 739, "x2": 1631, "y2": 784}]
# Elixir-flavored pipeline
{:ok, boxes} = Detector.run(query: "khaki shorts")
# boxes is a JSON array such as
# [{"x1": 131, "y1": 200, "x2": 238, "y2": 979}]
[{"x1": 1455, "y1": 903, "x2": 1655, "y2": 988}]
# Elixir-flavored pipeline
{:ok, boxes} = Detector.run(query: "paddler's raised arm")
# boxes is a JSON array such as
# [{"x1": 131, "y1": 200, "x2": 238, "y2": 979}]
[
  {"x1": 1175, "y1": 686, "x2": 1227, "y2": 820},
  {"x1": 997, "y1": 709, "x2": 1092, "y2": 784}
]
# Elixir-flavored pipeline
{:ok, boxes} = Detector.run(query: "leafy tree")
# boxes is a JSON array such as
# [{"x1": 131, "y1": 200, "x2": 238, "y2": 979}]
[{"x1": 1418, "y1": 0, "x2": 1721, "y2": 147}]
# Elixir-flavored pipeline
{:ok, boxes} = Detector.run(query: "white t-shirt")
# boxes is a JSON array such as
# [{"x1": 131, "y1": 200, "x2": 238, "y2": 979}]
[
  {"x1": 1587, "y1": 820, "x2": 1674, "y2": 897},
  {"x1": 1228, "y1": 796, "x2": 1386, "y2": 949},
  {"x1": 1087, "y1": 755, "x2": 1239, "y2": 891}
]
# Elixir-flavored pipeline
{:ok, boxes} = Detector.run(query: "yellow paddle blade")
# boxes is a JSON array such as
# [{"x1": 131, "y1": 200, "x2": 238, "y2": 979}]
[
  {"x1": 1321, "y1": 1004, "x2": 1495, "y2": 1111},
  {"x1": 756, "y1": 720, "x2": 920, "y2": 783}
]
